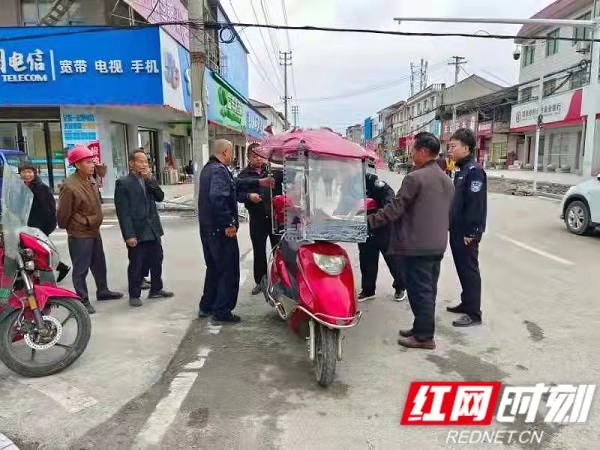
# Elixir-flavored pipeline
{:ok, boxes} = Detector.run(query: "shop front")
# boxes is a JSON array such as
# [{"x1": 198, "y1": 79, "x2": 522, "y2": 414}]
[
  {"x1": 247, "y1": 105, "x2": 267, "y2": 146},
  {"x1": 441, "y1": 113, "x2": 478, "y2": 153},
  {"x1": 0, "y1": 25, "x2": 192, "y2": 195},
  {"x1": 510, "y1": 89, "x2": 584, "y2": 174}
]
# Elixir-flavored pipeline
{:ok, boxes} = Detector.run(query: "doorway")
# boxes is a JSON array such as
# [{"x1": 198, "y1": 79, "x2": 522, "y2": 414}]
[{"x1": 138, "y1": 128, "x2": 159, "y2": 177}]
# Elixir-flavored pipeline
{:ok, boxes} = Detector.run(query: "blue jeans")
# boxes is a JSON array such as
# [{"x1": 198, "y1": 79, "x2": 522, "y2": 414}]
[{"x1": 400, "y1": 255, "x2": 443, "y2": 341}]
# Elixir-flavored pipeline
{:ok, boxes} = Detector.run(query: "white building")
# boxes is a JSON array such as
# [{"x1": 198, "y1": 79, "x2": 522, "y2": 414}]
[
  {"x1": 400, "y1": 83, "x2": 445, "y2": 141},
  {"x1": 249, "y1": 99, "x2": 287, "y2": 135},
  {"x1": 512, "y1": 0, "x2": 597, "y2": 174}
]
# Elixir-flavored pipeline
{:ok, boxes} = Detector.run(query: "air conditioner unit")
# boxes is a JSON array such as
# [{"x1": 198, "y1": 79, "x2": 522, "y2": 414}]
[{"x1": 576, "y1": 40, "x2": 592, "y2": 54}]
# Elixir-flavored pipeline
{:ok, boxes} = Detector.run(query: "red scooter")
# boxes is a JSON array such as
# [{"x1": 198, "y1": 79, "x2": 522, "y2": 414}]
[
  {"x1": 256, "y1": 128, "x2": 372, "y2": 387},
  {"x1": 0, "y1": 168, "x2": 91, "y2": 377}
]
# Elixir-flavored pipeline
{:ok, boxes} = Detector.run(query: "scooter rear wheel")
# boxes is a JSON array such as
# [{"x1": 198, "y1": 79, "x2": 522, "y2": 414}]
[{"x1": 314, "y1": 324, "x2": 338, "y2": 387}]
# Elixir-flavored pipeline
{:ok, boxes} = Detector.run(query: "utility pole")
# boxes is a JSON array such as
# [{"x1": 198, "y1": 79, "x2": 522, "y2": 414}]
[
  {"x1": 291, "y1": 105, "x2": 299, "y2": 128},
  {"x1": 421, "y1": 59, "x2": 428, "y2": 90},
  {"x1": 449, "y1": 56, "x2": 467, "y2": 132},
  {"x1": 410, "y1": 62, "x2": 415, "y2": 96},
  {"x1": 189, "y1": 0, "x2": 209, "y2": 209},
  {"x1": 280, "y1": 51, "x2": 292, "y2": 130}
]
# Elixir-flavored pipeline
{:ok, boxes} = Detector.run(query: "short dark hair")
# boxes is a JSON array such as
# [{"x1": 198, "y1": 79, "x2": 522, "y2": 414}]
[
  {"x1": 450, "y1": 128, "x2": 476, "y2": 152},
  {"x1": 129, "y1": 149, "x2": 146, "y2": 162},
  {"x1": 414, "y1": 132, "x2": 440, "y2": 156},
  {"x1": 247, "y1": 142, "x2": 260, "y2": 156}
]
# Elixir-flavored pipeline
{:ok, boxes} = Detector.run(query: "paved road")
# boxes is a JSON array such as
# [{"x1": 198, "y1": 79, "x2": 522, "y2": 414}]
[{"x1": 1, "y1": 176, "x2": 600, "y2": 449}]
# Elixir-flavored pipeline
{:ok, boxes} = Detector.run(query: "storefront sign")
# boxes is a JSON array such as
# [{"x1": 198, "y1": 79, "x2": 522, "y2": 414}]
[
  {"x1": 441, "y1": 113, "x2": 477, "y2": 141},
  {"x1": 206, "y1": 70, "x2": 247, "y2": 132},
  {"x1": 62, "y1": 110, "x2": 98, "y2": 177},
  {"x1": 123, "y1": 0, "x2": 189, "y2": 49},
  {"x1": 247, "y1": 107, "x2": 266, "y2": 140},
  {"x1": 510, "y1": 89, "x2": 583, "y2": 129},
  {"x1": 160, "y1": 30, "x2": 192, "y2": 113},
  {"x1": 478, "y1": 121, "x2": 493, "y2": 136},
  {"x1": 0, "y1": 26, "x2": 164, "y2": 106}
]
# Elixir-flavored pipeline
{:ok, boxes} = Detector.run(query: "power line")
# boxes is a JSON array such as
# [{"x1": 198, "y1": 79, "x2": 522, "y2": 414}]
[
  {"x1": 248, "y1": 0, "x2": 285, "y2": 89},
  {"x1": 278, "y1": 0, "x2": 298, "y2": 104}
]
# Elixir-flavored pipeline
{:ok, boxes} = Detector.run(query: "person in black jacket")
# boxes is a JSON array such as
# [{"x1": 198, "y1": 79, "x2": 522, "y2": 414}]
[
  {"x1": 114, "y1": 150, "x2": 173, "y2": 307},
  {"x1": 236, "y1": 143, "x2": 282, "y2": 295},
  {"x1": 19, "y1": 162, "x2": 70, "y2": 282},
  {"x1": 197, "y1": 139, "x2": 273, "y2": 322},
  {"x1": 447, "y1": 128, "x2": 487, "y2": 328},
  {"x1": 359, "y1": 170, "x2": 406, "y2": 302}
]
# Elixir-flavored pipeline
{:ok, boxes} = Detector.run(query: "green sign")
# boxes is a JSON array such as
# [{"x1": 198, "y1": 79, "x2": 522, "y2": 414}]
[{"x1": 207, "y1": 72, "x2": 247, "y2": 132}]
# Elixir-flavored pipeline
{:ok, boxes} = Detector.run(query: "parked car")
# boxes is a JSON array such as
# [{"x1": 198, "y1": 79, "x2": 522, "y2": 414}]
[{"x1": 560, "y1": 173, "x2": 600, "y2": 235}]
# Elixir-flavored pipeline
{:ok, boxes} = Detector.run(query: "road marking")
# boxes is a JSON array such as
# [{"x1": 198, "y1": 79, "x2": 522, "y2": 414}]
[
  {"x1": 240, "y1": 268, "x2": 249, "y2": 288},
  {"x1": 0, "y1": 433, "x2": 20, "y2": 450},
  {"x1": 19, "y1": 378, "x2": 97, "y2": 413},
  {"x1": 132, "y1": 372, "x2": 198, "y2": 449},
  {"x1": 133, "y1": 346, "x2": 212, "y2": 448},
  {"x1": 496, "y1": 234, "x2": 575, "y2": 266},
  {"x1": 206, "y1": 323, "x2": 222, "y2": 335}
]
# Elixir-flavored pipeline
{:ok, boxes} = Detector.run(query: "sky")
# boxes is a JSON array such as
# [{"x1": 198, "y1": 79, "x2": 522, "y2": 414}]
[{"x1": 220, "y1": 0, "x2": 555, "y2": 133}]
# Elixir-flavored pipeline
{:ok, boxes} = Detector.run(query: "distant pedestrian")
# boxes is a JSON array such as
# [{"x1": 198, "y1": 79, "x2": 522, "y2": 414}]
[
  {"x1": 57, "y1": 146, "x2": 123, "y2": 314},
  {"x1": 114, "y1": 149, "x2": 173, "y2": 307},
  {"x1": 368, "y1": 132, "x2": 454, "y2": 350},
  {"x1": 19, "y1": 162, "x2": 70, "y2": 283},
  {"x1": 197, "y1": 139, "x2": 273, "y2": 323},
  {"x1": 447, "y1": 128, "x2": 487, "y2": 327},
  {"x1": 236, "y1": 143, "x2": 281, "y2": 295}
]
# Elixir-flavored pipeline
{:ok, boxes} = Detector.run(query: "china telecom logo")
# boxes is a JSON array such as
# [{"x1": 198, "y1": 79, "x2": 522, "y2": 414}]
[{"x1": 163, "y1": 51, "x2": 180, "y2": 89}]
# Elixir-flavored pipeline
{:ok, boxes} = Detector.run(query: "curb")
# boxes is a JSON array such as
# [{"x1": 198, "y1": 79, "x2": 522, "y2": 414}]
[{"x1": 0, "y1": 433, "x2": 20, "y2": 450}]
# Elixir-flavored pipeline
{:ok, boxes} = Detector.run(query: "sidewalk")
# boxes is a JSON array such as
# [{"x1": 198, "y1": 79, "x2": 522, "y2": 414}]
[
  {"x1": 485, "y1": 169, "x2": 586, "y2": 186},
  {"x1": 485, "y1": 169, "x2": 591, "y2": 198}
]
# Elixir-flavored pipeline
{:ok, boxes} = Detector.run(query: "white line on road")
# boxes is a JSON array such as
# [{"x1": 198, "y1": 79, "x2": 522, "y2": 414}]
[
  {"x1": 184, "y1": 347, "x2": 212, "y2": 370},
  {"x1": 131, "y1": 372, "x2": 198, "y2": 449},
  {"x1": 496, "y1": 234, "x2": 575, "y2": 266},
  {"x1": 206, "y1": 323, "x2": 222, "y2": 335},
  {"x1": 18, "y1": 378, "x2": 98, "y2": 413}
]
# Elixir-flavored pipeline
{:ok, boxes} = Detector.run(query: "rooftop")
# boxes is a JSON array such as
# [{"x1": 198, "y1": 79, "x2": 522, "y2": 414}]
[{"x1": 516, "y1": 0, "x2": 593, "y2": 42}]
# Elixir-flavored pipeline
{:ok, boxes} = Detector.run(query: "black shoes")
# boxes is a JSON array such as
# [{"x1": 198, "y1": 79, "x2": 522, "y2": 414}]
[
  {"x1": 148, "y1": 290, "x2": 174, "y2": 299},
  {"x1": 446, "y1": 304, "x2": 467, "y2": 314},
  {"x1": 129, "y1": 297, "x2": 143, "y2": 307},
  {"x1": 394, "y1": 290, "x2": 407, "y2": 302},
  {"x1": 56, "y1": 263, "x2": 71, "y2": 283},
  {"x1": 358, "y1": 291, "x2": 375, "y2": 301},
  {"x1": 198, "y1": 309, "x2": 211, "y2": 319},
  {"x1": 97, "y1": 291, "x2": 124, "y2": 301},
  {"x1": 398, "y1": 329, "x2": 414, "y2": 338},
  {"x1": 251, "y1": 285, "x2": 262, "y2": 296},
  {"x1": 212, "y1": 313, "x2": 241, "y2": 323},
  {"x1": 452, "y1": 314, "x2": 482, "y2": 328},
  {"x1": 81, "y1": 299, "x2": 96, "y2": 314}
]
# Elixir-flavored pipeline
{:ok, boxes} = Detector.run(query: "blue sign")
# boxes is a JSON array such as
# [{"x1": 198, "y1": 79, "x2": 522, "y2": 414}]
[
  {"x1": 247, "y1": 106, "x2": 266, "y2": 139},
  {"x1": 364, "y1": 118, "x2": 373, "y2": 141},
  {"x1": 0, "y1": 26, "x2": 163, "y2": 105},
  {"x1": 217, "y1": 7, "x2": 249, "y2": 99}
]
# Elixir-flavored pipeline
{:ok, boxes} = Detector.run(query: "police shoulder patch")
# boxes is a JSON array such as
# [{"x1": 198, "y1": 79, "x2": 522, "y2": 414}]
[
  {"x1": 375, "y1": 179, "x2": 385, "y2": 188},
  {"x1": 470, "y1": 180, "x2": 483, "y2": 192}
]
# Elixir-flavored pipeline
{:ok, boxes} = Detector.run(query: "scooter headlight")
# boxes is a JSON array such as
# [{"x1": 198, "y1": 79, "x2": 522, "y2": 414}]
[{"x1": 313, "y1": 253, "x2": 346, "y2": 276}]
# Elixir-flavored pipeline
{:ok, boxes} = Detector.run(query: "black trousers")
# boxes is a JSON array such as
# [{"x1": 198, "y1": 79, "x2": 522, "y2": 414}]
[
  {"x1": 450, "y1": 232, "x2": 482, "y2": 319},
  {"x1": 358, "y1": 233, "x2": 405, "y2": 294},
  {"x1": 249, "y1": 214, "x2": 280, "y2": 285},
  {"x1": 68, "y1": 236, "x2": 109, "y2": 301},
  {"x1": 127, "y1": 239, "x2": 164, "y2": 299},
  {"x1": 199, "y1": 230, "x2": 240, "y2": 317},
  {"x1": 400, "y1": 255, "x2": 443, "y2": 341}
]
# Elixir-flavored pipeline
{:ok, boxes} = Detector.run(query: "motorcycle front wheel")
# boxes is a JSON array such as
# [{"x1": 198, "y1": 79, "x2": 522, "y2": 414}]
[
  {"x1": 314, "y1": 324, "x2": 338, "y2": 387},
  {"x1": 0, "y1": 298, "x2": 92, "y2": 377}
]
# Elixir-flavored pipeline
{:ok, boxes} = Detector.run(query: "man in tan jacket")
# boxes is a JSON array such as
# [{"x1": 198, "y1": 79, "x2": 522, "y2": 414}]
[{"x1": 57, "y1": 146, "x2": 123, "y2": 314}]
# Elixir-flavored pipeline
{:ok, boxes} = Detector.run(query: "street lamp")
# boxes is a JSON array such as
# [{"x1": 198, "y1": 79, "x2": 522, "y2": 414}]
[{"x1": 394, "y1": 15, "x2": 600, "y2": 185}]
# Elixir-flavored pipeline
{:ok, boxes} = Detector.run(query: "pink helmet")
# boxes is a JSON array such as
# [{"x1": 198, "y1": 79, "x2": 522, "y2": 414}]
[{"x1": 67, "y1": 146, "x2": 95, "y2": 165}]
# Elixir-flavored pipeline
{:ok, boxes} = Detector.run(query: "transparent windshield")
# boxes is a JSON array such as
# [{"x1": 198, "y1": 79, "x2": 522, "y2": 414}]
[
  {"x1": 282, "y1": 152, "x2": 368, "y2": 243},
  {"x1": 1, "y1": 164, "x2": 33, "y2": 258}
]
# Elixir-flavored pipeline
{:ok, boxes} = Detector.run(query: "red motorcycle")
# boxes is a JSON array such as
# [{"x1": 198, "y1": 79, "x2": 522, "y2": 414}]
[
  {"x1": 256, "y1": 128, "x2": 373, "y2": 387},
  {"x1": 0, "y1": 168, "x2": 91, "y2": 377}
]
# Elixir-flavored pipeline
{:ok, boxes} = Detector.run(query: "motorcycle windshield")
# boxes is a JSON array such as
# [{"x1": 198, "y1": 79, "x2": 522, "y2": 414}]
[
  {"x1": 1, "y1": 165, "x2": 33, "y2": 259},
  {"x1": 283, "y1": 152, "x2": 368, "y2": 243}
]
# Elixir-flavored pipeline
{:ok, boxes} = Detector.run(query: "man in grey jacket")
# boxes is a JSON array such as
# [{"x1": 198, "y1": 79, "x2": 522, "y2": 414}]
[{"x1": 368, "y1": 132, "x2": 454, "y2": 350}]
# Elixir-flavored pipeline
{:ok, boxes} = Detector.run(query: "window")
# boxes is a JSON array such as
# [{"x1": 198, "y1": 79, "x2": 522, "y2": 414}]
[
  {"x1": 521, "y1": 87, "x2": 533, "y2": 103},
  {"x1": 543, "y1": 79, "x2": 557, "y2": 97},
  {"x1": 21, "y1": 0, "x2": 83, "y2": 26},
  {"x1": 424, "y1": 99, "x2": 429, "y2": 111},
  {"x1": 411, "y1": 106, "x2": 415, "y2": 117},
  {"x1": 570, "y1": 69, "x2": 590, "y2": 89},
  {"x1": 522, "y1": 45, "x2": 535, "y2": 67},
  {"x1": 546, "y1": 30, "x2": 560, "y2": 56},
  {"x1": 573, "y1": 12, "x2": 592, "y2": 45}
]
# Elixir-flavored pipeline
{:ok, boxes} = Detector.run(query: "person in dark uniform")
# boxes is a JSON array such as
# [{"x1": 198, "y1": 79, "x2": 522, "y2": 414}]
[
  {"x1": 358, "y1": 166, "x2": 406, "y2": 301},
  {"x1": 237, "y1": 143, "x2": 282, "y2": 295},
  {"x1": 197, "y1": 139, "x2": 273, "y2": 322},
  {"x1": 447, "y1": 128, "x2": 487, "y2": 327}
]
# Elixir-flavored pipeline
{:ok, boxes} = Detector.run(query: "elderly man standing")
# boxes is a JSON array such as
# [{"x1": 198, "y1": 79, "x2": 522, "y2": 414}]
[
  {"x1": 368, "y1": 132, "x2": 454, "y2": 350},
  {"x1": 197, "y1": 139, "x2": 273, "y2": 323},
  {"x1": 57, "y1": 146, "x2": 123, "y2": 314}
]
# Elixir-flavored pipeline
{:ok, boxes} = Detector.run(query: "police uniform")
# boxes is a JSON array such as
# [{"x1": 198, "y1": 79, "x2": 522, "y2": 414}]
[
  {"x1": 448, "y1": 156, "x2": 487, "y2": 326},
  {"x1": 359, "y1": 173, "x2": 406, "y2": 299}
]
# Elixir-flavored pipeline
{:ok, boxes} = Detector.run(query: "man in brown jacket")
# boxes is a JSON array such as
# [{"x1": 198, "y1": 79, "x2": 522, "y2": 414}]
[
  {"x1": 368, "y1": 132, "x2": 454, "y2": 350},
  {"x1": 57, "y1": 146, "x2": 123, "y2": 314}
]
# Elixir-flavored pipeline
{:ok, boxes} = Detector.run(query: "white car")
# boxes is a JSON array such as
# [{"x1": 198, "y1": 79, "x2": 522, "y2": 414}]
[{"x1": 560, "y1": 174, "x2": 600, "y2": 234}]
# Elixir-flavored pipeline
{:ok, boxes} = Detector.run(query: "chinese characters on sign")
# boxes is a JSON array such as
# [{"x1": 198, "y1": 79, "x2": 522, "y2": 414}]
[
  {"x1": 61, "y1": 59, "x2": 159, "y2": 75},
  {"x1": 62, "y1": 112, "x2": 98, "y2": 177},
  {"x1": 401, "y1": 382, "x2": 596, "y2": 426},
  {"x1": 0, "y1": 48, "x2": 52, "y2": 82}
]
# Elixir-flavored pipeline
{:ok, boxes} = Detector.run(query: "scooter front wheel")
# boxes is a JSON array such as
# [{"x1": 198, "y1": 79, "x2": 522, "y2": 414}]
[{"x1": 314, "y1": 324, "x2": 338, "y2": 387}]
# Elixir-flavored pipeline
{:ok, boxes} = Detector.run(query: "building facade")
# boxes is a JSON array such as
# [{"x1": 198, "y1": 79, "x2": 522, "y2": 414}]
[
  {"x1": 398, "y1": 83, "x2": 445, "y2": 151},
  {"x1": 512, "y1": 0, "x2": 597, "y2": 175},
  {"x1": 345, "y1": 124, "x2": 363, "y2": 145}
]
